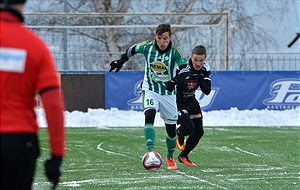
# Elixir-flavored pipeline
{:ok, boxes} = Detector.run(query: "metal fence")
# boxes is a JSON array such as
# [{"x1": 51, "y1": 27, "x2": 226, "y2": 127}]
[
  {"x1": 24, "y1": 12, "x2": 299, "y2": 71},
  {"x1": 227, "y1": 52, "x2": 299, "y2": 71},
  {"x1": 25, "y1": 12, "x2": 229, "y2": 71},
  {"x1": 50, "y1": 51, "x2": 299, "y2": 71}
]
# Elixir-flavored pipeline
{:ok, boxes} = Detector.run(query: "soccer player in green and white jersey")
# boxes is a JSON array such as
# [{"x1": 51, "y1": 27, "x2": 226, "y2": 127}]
[{"x1": 109, "y1": 24, "x2": 187, "y2": 170}]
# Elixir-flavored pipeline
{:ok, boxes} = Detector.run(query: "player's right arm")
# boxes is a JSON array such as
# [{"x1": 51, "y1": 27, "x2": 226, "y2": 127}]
[
  {"x1": 109, "y1": 40, "x2": 152, "y2": 72},
  {"x1": 109, "y1": 44, "x2": 137, "y2": 73}
]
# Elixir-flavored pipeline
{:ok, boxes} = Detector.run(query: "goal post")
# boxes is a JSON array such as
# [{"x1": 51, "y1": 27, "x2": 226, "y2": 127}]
[{"x1": 24, "y1": 12, "x2": 229, "y2": 71}]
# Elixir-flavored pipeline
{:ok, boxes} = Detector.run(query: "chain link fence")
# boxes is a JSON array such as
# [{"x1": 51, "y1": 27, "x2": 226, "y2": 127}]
[{"x1": 49, "y1": 51, "x2": 299, "y2": 71}]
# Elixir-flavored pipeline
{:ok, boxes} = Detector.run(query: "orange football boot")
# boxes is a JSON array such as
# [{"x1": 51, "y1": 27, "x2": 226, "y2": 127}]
[{"x1": 166, "y1": 157, "x2": 177, "y2": 170}]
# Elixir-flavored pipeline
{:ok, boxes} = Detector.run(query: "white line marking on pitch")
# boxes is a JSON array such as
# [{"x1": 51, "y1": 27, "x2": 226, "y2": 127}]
[
  {"x1": 175, "y1": 170, "x2": 228, "y2": 190},
  {"x1": 235, "y1": 147, "x2": 261, "y2": 157},
  {"x1": 62, "y1": 179, "x2": 95, "y2": 187},
  {"x1": 97, "y1": 142, "x2": 129, "y2": 157}
]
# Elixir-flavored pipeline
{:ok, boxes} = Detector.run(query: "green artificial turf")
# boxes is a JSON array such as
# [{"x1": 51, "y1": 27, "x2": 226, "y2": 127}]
[{"x1": 33, "y1": 126, "x2": 300, "y2": 190}]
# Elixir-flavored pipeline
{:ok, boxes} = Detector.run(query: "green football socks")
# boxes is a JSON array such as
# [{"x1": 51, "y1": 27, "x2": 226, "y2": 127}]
[{"x1": 144, "y1": 123, "x2": 155, "y2": 151}]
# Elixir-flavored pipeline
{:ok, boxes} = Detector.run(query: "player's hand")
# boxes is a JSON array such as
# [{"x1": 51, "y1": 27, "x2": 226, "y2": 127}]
[
  {"x1": 44, "y1": 155, "x2": 63, "y2": 187},
  {"x1": 109, "y1": 60, "x2": 123, "y2": 73},
  {"x1": 198, "y1": 74, "x2": 204, "y2": 84},
  {"x1": 166, "y1": 78, "x2": 178, "y2": 92}
]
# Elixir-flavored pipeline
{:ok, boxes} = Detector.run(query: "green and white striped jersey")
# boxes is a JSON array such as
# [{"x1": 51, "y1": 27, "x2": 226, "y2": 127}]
[{"x1": 135, "y1": 40, "x2": 187, "y2": 95}]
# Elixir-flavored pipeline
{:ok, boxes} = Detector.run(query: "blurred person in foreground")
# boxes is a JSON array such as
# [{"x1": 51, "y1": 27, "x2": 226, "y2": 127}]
[
  {"x1": 109, "y1": 24, "x2": 187, "y2": 170},
  {"x1": 0, "y1": 0, "x2": 66, "y2": 189},
  {"x1": 166, "y1": 45, "x2": 211, "y2": 166}
]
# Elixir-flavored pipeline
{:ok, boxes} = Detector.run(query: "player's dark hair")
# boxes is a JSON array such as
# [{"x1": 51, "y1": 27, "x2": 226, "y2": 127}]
[
  {"x1": 156, "y1": 23, "x2": 171, "y2": 36},
  {"x1": 1, "y1": 0, "x2": 26, "y2": 22},
  {"x1": 192, "y1": 45, "x2": 206, "y2": 57},
  {"x1": 0, "y1": 0, "x2": 26, "y2": 4}
]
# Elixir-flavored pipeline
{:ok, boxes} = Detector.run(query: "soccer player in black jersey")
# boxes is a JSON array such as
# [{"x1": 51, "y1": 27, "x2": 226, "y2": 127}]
[{"x1": 166, "y1": 45, "x2": 211, "y2": 166}]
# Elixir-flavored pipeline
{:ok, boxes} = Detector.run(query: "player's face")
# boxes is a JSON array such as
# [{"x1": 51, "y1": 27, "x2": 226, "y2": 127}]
[
  {"x1": 155, "y1": 32, "x2": 172, "y2": 51},
  {"x1": 191, "y1": 54, "x2": 206, "y2": 70}
]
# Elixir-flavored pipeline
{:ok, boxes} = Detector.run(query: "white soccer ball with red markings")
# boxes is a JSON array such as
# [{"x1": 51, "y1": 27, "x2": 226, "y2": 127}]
[{"x1": 142, "y1": 151, "x2": 162, "y2": 170}]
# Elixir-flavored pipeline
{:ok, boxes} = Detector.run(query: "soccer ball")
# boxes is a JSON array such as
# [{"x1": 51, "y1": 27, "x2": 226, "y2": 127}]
[{"x1": 142, "y1": 151, "x2": 162, "y2": 170}]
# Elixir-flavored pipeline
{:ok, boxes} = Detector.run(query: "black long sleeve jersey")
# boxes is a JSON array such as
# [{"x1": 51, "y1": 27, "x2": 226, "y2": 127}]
[{"x1": 175, "y1": 59, "x2": 211, "y2": 114}]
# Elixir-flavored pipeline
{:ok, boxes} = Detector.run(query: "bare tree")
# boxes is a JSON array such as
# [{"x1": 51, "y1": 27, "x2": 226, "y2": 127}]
[
  {"x1": 25, "y1": 0, "x2": 297, "y2": 71},
  {"x1": 173, "y1": 0, "x2": 295, "y2": 53}
]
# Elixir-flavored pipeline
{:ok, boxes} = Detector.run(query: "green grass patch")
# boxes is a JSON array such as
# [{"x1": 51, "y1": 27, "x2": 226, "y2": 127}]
[{"x1": 33, "y1": 127, "x2": 300, "y2": 189}]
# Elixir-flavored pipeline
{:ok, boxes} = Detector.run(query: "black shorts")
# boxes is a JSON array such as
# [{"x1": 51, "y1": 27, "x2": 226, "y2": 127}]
[
  {"x1": 177, "y1": 98, "x2": 201, "y2": 115},
  {"x1": 1, "y1": 133, "x2": 40, "y2": 190}
]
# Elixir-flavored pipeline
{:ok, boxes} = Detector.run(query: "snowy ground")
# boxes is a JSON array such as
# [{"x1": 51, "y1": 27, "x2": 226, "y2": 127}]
[{"x1": 36, "y1": 107, "x2": 299, "y2": 128}]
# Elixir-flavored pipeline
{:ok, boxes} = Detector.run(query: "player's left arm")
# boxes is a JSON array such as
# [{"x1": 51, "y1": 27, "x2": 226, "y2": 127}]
[
  {"x1": 166, "y1": 48, "x2": 187, "y2": 92},
  {"x1": 40, "y1": 87, "x2": 65, "y2": 157},
  {"x1": 173, "y1": 47, "x2": 188, "y2": 77},
  {"x1": 199, "y1": 64, "x2": 211, "y2": 95},
  {"x1": 175, "y1": 47, "x2": 188, "y2": 69},
  {"x1": 166, "y1": 66, "x2": 189, "y2": 92}
]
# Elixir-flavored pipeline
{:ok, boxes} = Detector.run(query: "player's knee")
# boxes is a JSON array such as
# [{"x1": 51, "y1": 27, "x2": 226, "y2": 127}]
[
  {"x1": 177, "y1": 111, "x2": 194, "y2": 135},
  {"x1": 165, "y1": 123, "x2": 176, "y2": 138},
  {"x1": 144, "y1": 109, "x2": 156, "y2": 124}
]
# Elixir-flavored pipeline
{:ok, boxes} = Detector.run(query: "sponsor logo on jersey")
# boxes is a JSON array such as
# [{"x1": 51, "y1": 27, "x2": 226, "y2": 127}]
[
  {"x1": 186, "y1": 81, "x2": 198, "y2": 91},
  {"x1": 150, "y1": 72, "x2": 170, "y2": 82},
  {"x1": 263, "y1": 78, "x2": 300, "y2": 110},
  {"x1": 0, "y1": 47, "x2": 27, "y2": 73},
  {"x1": 150, "y1": 61, "x2": 167, "y2": 73}
]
